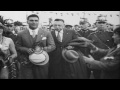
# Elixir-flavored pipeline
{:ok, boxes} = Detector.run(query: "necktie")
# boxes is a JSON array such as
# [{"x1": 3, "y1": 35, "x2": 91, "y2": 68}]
[
  {"x1": 57, "y1": 31, "x2": 61, "y2": 42},
  {"x1": 32, "y1": 30, "x2": 36, "y2": 38}
]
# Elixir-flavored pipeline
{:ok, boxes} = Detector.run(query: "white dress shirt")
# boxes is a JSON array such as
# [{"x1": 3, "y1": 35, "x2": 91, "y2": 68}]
[
  {"x1": 27, "y1": 27, "x2": 39, "y2": 36},
  {"x1": 55, "y1": 30, "x2": 63, "y2": 42}
]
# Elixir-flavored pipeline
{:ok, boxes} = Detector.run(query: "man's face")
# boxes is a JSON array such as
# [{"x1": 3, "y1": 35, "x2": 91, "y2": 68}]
[
  {"x1": 14, "y1": 26, "x2": 21, "y2": 34},
  {"x1": 81, "y1": 23, "x2": 89, "y2": 30},
  {"x1": 27, "y1": 17, "x2": 39, "y2": 30},
  {"x1": 53, "y1": 21, "x2": 65, "y2": 32},
  {"x1": 112, "y1": 33, "x2": 120, "y2": 44},
  {"x1": 74, "y1": 26, "x2": 79, "y2": 30},
  {"x1": 96, "y1": 22, "x2": 106, "y2": 29},
  {"x1": 7, "y1": 24, "x2": 14, "y2": 32}
]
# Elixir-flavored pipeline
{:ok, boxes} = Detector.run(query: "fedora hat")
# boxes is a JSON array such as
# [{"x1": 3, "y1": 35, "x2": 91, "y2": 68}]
[
  {"x1": 62, "y1": 49, "x2": 79, "y2": 63},
  {"x1": 68, "y1": 37, "x2": 92, "y2": 47},
  {"x1": 29, "y1": 50, "x2": 49, "y2": 65}
]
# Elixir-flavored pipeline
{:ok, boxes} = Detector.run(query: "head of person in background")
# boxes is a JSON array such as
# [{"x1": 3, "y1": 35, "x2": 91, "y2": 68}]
[
  {"x1": 95, "y1": 15, "x2": 107, "y2": 31},
  {"x1": 14, "y1": 26, "x2": 21, "y2": 35},
  {"x1": 65, "y1": 25, "x2": 73, "y2": 30},
  {"x1": 74, "y1": 25, "x2": 80, "y2": 31},
  {"x1": 49, "y1": 25, "x2": 54, "y2": 31},
  {"x1": 53, "y1": 18, "x2": 65, "y2": 32},
  {"x1": 27, "y1": 14, "x2": 39, "y2": 30},
  {"x1": 79, "y1": 21, "x2": 89, "y2": 30},
  {"x1": 112, "y1": 26, "x2": 120, "y2": 45},
  {"x1": 5, "y1": 19, "x2": 14, "y2": 32}
]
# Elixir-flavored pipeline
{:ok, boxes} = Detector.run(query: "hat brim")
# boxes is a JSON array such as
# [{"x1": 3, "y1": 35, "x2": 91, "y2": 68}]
[
  {"x1": 29, "y1": 51, "x2": 49, "y2": 65},
  {"x1": 62, "y1": 49, "x2": 78, "y2": 63}
]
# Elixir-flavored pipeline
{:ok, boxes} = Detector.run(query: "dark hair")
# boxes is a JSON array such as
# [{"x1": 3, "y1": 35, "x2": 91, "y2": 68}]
[
  {"x1": 27, "y1": 14, "x2": 39, "y2": 20},
  {"x1": 65, "y1": 25, "x2": 73, "y2": 28},
  {"x1": 54, "y1": 19, "x2": 64, "y2": 23},
  {"x1": 74, "y1": 25, "x2": 79, "y2": 27},
  {"x1": 114, "y1": 26, "x2": 120, "y2": 36}
]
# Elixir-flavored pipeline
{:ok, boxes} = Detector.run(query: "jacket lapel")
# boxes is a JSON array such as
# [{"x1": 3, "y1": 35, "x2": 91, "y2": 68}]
[
  {"x1": 62, "y1": 29, "x2": 68, "y2": 44},
  {"x1": 35, "y1": 28, "x2": 44, "y2": 43},
  {"x1": 25, "y1": 29, "x2": 33, "y2": 46}
]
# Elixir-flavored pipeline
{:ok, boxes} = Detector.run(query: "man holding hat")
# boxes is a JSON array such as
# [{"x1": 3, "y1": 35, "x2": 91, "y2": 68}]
[
  {"x1": 16, "y1": 14, "x2": 56, "y2": 79},
  {"x1": 49, "y1": 18, "x2": 88, "y2": 79}
]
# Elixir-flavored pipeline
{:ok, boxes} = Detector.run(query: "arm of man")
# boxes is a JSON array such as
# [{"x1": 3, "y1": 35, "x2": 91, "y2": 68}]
[
  {"x1": 43, "y1": 31, "x2": 56, "y2": 53},
  {"x1": 88, "y1": 53, "x2": 120, "y2": 71}
]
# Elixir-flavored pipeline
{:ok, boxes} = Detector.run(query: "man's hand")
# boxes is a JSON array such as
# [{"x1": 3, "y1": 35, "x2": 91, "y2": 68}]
[
  {"x1": 66, "y1": 46, "x2": 74, "y2": 50},
  {"x1": 27, "y1": 48, "x2": 34, "y2": 55},
  {"x1": 83, "y1": 55, "x2": 95, "y2": 63}
]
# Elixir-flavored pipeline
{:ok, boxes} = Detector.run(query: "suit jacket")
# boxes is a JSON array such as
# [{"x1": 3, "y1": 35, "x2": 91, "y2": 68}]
[
  {"x1": 49, "y1": 29, "x2": 87, "y2": 79},
  {"x1": 16, "y1": 28, "x2": 56, "y2": 56},
  {"x1": 90, "y1": 46, "x2": 120, "y2": 79}
]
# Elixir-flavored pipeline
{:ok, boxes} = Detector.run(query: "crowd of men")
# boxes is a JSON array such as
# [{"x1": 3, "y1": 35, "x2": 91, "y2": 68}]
[{"x1": 0, "y1": 14, "x2": 120, "y2": 79}]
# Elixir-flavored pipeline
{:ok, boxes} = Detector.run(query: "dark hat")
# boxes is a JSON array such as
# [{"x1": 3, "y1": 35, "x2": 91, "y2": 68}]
[
  {"x1": 96, "y1": 15, "x2": 107, "y2": 23},
  {"x1": 68, "y1": 37, "x2": 92, "y2": 48},
  {"x1": 62, "y1": 49, "x2": 79, "y2": 63}
]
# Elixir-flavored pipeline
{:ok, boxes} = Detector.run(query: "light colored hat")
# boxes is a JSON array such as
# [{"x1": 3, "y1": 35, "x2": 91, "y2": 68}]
[
  {"x1": 62, "y1": 49, "x2": 79, "y2": 63},
  {"x1": 29, "y1": 50, "x2": 49, "y2": 65}
]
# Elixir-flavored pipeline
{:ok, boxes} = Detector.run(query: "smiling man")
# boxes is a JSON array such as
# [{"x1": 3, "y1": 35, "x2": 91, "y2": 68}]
[{"x1": 16, "y1": 14, "x2": 56, "y2": 79}]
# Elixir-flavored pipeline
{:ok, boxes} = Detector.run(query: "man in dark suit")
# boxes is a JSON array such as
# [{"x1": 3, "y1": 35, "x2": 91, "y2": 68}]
[
  {"x1": 83, "y1": 26, "x2": 120, "y2": 79},
  {"x1": 49, "y1": 19, "x2": 88, "y2": 79},
  {"x1": 16, "y1": 14, "x2": 56, "y2": 79}
]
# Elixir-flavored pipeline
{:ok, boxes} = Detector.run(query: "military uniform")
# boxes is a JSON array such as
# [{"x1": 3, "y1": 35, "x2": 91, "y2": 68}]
[{"x1": 87, "y1": 28, "x2": 115, "y2": 79}]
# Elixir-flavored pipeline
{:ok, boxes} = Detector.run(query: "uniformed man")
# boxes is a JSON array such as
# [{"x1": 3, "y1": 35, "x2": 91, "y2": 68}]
[{"x1": 87, "y1": 15, "x2": 115, "y2": 79}]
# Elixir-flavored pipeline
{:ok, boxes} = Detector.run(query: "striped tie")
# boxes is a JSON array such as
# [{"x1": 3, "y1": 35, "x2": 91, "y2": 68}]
[{"x1": 57, "y1": 31, "x2": 61, "y2": 42}]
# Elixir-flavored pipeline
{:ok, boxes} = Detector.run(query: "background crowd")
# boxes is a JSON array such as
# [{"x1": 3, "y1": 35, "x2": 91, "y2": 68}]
[{"x1": 0, "y1": 12, "x2": 120, "y2": 79}]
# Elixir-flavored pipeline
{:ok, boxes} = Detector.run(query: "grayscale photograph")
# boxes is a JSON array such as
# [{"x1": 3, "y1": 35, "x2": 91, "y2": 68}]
[{"x1": 0, "y1": 11, "x2": 120, "y2": 79}]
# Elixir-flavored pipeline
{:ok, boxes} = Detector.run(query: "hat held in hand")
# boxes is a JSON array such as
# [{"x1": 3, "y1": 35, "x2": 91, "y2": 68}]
[
  {"x1": 62, "y1": 49, "x2": 79, "y2": 63},
  {"x1": 29, "y1": 47, "x2": 49, "y2": 65}
]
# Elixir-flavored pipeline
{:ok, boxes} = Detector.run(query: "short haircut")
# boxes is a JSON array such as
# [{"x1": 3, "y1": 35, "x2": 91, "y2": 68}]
[
  {"x1": 27, "y1": 14, "x2": 39, "y2": 20},
  {"x1": 114, "y1": 26, "x2": 120, "y2": 36},
  {"x1": 65, "y1": 25, "x2": 73, "y2": 28},
  {"x1": 54, "y1": 19, "x2": 64, "y2": 23},
  {"x1": 74, "y1": 25, "x2": 79, "y2": 27}
]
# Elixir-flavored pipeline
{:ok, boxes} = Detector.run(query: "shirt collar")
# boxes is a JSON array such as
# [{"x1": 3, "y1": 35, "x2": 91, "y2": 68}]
[
  {"x1": 55, "y1": 29, "x2": 63, "y2": 33},
  {"x1": 27, "y1": 26, "x2": 39, "y2": 36}
]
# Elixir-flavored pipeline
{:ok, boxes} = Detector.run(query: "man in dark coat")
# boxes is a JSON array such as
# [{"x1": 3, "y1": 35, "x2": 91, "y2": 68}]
[
  {"x1": 16, "y1": 14, "x2": 56, "y2": 79},
  {"x1": 87, "y1": 18, "x2": 115, "y2": 79},
  {"x1": 83, "y1": 26, "x2": 120, "y2": 79},
  {"x1": 49, "y1": 19, "x2": 88, "y2": 79}
]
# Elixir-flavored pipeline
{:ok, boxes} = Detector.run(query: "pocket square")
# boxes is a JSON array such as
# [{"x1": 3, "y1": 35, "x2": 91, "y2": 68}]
[{"x1": 42, "y1": 37, "x2": 47, "y2": 40}]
